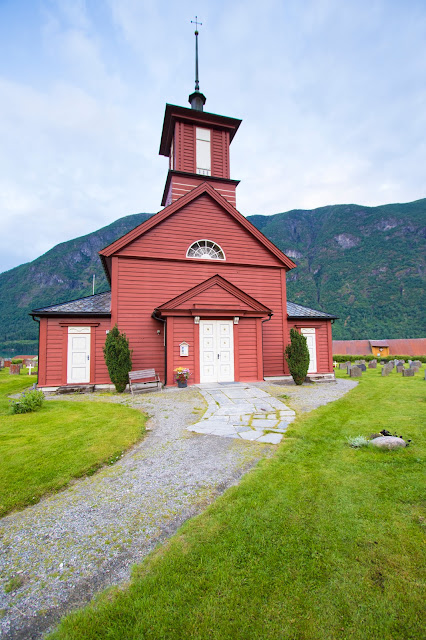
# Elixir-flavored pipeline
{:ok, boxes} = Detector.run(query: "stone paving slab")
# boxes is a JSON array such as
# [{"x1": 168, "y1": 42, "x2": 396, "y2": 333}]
[{"x1": 190, "y1": 383, "x2": 296, "y2": 444}]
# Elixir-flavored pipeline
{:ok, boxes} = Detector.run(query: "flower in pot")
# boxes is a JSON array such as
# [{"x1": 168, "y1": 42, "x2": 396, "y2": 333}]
[{"x1": 174, "y1": 367, "x2": 191, "y2": 388}]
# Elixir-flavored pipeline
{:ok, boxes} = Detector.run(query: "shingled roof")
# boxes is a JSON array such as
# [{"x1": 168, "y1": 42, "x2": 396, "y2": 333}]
[
  {"x1": 31, "y1": 291, "x2": 111, "y2": 315},
  {"x1": 32, "y1": 291, "x2": 336, "y2": 320},
  {"x1": 286, "y1": 301, "x2": 338, "y2": 319}
]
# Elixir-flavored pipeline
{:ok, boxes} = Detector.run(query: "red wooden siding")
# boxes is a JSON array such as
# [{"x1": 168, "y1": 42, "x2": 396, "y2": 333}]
[
  {"x1": 173, "y1": 122, "x2": 230, "y2": 181},
  {"x1": 286, "y1": 321, "x2": 333, "y2": 374},
  {"x1": 165, "y1": 316, "x2": 260, "y2": 385},
  {"x1": 172, "y1": 283, "x2": 255, "y2": 311},
  {"x1": 174, "y1": 122, "x2": 195, "y2": 173},
  {"x1": 211, "y1": 129, "x2": 230, "y2": 179},
  {"x1": 118, "y1": 194, "x2": 283, "y2": 268},
  {"x1": 169, "y1": 175, "x2": 237, "y2": 207},
  {"x1": 115, "y1": 258, "x2": 286, "y2": 380},
  {"x1": 173, "y1": 316, "x2": 196, "y2": 382},
  {"x1": 38, "y1": 317, "x2": 111, "y2": 387},
  {"x1": 238, "y1": 318, "x2": 260, "y2": 380}
]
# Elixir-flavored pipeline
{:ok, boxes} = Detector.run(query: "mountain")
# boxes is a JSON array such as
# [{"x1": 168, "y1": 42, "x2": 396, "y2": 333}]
[
  {"x1": 0, "y1": 199, "x2": 425, "y2": 356},
  {"x1": 252, "y1": 199, "x2": 426, "y2": 341},
  {"x1": 0, "y1": 213, "x2": 151, "y2": 356}
]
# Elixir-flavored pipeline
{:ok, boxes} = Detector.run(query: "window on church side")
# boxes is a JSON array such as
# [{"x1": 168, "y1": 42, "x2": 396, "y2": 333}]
[
  {"x1": 187, "y1": 240, "x2": 225, "y2": 260},
  {"x1": 196, "y1": 127, "x2": 211, "y2": 176}
]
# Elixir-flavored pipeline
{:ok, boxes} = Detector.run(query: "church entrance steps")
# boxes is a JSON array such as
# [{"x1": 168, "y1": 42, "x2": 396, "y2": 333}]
[{"x1": 189, "y1": 383, "x2": 296, "y2": 444}]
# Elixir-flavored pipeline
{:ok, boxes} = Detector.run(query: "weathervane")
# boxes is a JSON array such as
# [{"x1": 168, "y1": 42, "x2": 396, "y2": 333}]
[
  {"x1": 188, "y1": 16, "x2": 206, "y2": 110},
  {"x1": 191, "y1": 16, "x2": 202, "y2": 92}
]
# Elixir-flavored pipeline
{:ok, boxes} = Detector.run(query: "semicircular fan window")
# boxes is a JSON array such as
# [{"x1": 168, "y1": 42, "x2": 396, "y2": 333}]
[{"x1": 186, "y1": 240, "x2": 225, "y2": 260}]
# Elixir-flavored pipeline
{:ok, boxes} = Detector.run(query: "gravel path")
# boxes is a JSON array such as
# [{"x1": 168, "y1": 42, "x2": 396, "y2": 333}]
[
  {"x1": 0, "y1": 379, "x2": 357, "y2": 639},
  {"x1": 264, "y1": 378, "x2": 358, "y2": 413}
]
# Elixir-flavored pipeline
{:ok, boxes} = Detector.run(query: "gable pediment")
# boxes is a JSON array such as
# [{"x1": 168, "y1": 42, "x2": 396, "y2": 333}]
[
  {"x1": 156, "y1": 275, "x2": 272, "y2": 318},
  {"x1": 99, "y1": 182, "x2": 296, "y2": 281}
]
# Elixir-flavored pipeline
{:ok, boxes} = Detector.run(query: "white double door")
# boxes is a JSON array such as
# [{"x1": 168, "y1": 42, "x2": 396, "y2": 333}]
[
  {"x1": 199, "y1": 320, "x2": 234, "y2": 383},
  {"x1": 301, "y1": 328, "x2": 317, "y2": 373},
  {"x1": 67, "y1": 327, "x2": 91, "y2": 383}
]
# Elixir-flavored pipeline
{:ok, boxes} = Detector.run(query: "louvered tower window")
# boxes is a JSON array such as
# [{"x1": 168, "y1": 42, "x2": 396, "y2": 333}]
[{"x1": 186, "y1": 240, "x2": 225, "y2": 260}]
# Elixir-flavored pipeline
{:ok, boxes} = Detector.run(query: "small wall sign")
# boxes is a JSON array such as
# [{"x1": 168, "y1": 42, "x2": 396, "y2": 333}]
[{"x1": 179, "y1": 342, "x2": 189, "y2": 357}]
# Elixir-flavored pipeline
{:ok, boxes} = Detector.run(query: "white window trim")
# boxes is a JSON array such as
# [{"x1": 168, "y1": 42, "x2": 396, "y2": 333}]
[
  {"x1": 196, "y1": 127, "x2": 211, "y2": 176},
  {"x1": 186, "y1": 239, "x2": 226, "y2": 261}
]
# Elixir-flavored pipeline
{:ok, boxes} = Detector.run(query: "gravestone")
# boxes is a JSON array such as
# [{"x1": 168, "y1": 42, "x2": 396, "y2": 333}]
[
  {"x1": 339, "y1": 363, "x2": 347, "y2": 370},
  {"x1": 412, "y1": 360, "x2": 422, "y2": 368},
  {"x1": 402, "y1": 369, "x2": 414, "y2": 377},
  {"x1": 396, "y1": 365, "x2": 404, "y2": 373},
  {"x1": 0, "y1": 358, "x2": 4, "y2": 369},
  {"x1": 358, "y1": 364, "x2": 367, "y2": 372},
  {"x1": 396, "y1": 360, "x2": 404, "y2": 366},
  {"x1": 9, "y1": 364, "x2": 20, "y2": 375},
  {"x1": 411, "y1": 366, "x2": 420, "y2": 373},
  {"x1": 350, "y1": 366, "x2": 362, "y2": 377},
  {"x1": 388, "y1": 362, "x2": 394, "y2": 369},
  {"x1": 368, "y1": 361, "x2": 377, "y2": 369},
  {"x1": 381, "y1": 366, "x2": 391, "y2": 376}
]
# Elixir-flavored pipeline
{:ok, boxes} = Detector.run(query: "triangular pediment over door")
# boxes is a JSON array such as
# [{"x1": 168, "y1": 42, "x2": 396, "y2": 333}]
[{"x1": 155, "y1": 274, "x2": 272, "y2": 318}]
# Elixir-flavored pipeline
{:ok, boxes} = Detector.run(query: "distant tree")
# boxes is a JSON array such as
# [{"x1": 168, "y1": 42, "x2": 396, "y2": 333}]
[
  {"x1": 284, "y1": 328, "x2": 310, "y2": 385},
  {"x1": 103, "y1": 325, "x2": 132, "y2": 393}
]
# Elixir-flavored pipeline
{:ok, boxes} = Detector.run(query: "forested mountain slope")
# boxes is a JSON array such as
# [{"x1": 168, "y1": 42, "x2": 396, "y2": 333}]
[
  {"x1": 0, "y1": 199, "x2": 425, "y2": 356},
  {"x1": 251, "y1": 198, "x2": 425, "y2": 340},
  {"x1": 0, "y1": 213, "x2": 151, "y2": 355}
]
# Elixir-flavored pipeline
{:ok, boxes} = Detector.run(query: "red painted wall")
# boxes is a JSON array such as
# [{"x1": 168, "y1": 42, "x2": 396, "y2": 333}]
[
  {"x1": 165, "y1": 316, "x2": 261, "y2": 385},
  {"x1": 115, "y1": 257, "x2": 286, "y2": 381},
  {"x1": 119, "y1": 194, "x2": 282, "y2": 267},
  {"x1": 173, "y1": 122, "x2": 230, "y2": 179},
  {"x1": 114, "y1": 194, "x2": 288, "y2": 381},
  {"x1": 238, "y1": 318, "x2": 261, "y2": 381},
  {"x1": 38, "y1": 317, "x2": 111, "y2": 387},
  {"x1": 168, "y1": 175, "x2": 237, "y2": 207}
]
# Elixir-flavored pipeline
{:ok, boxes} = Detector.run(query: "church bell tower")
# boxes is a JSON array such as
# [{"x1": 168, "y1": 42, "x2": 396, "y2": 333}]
[{"x1": 159, "y1": 19, "x2": 242, "y2": 208}]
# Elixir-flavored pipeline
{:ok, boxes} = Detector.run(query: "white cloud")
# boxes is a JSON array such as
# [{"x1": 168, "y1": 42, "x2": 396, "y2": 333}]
[{"x1": 0, "y1": 0, "x2": 425, "y2": 272}]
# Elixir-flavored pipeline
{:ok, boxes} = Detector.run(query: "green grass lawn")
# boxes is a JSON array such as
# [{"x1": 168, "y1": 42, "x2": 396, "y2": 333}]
[
  {"x1": 0, "y1": 369, "x2": 146, "y2": 516},
  {"x1": 48, "y1": 366, "x2": 425, "y2": 640}
]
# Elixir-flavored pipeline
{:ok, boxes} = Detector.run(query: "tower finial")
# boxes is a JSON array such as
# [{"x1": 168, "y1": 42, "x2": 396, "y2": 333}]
[
  {"x1": 189, "y1": 16, "x2": 206, "y2": 111},
  {"x1": 191, "y1": 16, "x2": 202, "y2": 91}
]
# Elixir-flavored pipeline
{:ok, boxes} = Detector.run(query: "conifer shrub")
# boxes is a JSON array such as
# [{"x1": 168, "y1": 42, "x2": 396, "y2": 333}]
[
  {"x1": 103, "y1": 325, "x2": 132, "y2": 393},
  {"x1": 284, "y1": 328, "x2": 310, "y2": 385}
]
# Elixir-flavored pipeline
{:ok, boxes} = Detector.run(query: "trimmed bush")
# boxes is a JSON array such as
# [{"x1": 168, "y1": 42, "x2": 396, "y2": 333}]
[
  {"x1": 11, "y1": 359, "x2": 23, "y2": 365},
  {"x1": 284, "y1": 328, "x2": 310, "y2": 385},
  {"x1": 103, "y1": 325, "x2": 132, "y2": 393},
  {"x1": 10, "y1": 389, "x2": 45, "y2": 414}
]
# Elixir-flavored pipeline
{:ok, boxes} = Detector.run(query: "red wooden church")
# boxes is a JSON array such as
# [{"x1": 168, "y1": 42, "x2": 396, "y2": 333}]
[{"x1": 32, "y1": 40, "x2": 337, "y2": 390}]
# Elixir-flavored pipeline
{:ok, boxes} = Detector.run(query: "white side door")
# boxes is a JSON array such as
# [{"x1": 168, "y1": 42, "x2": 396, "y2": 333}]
[
  {"x1": 301, "y1": 328, "x2": 317, "y2": 373},
  {"x1": 67, "y1": 327, "x2": 91, "y2": 383},
  {"x1": 199, "y1": 320, "x2": 234, "y2": 383}
]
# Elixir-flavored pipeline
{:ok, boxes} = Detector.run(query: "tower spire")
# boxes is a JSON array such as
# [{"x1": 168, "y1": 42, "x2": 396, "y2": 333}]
[{"x1": 189, "y1": 16, "x2": 206, "y2": 111}]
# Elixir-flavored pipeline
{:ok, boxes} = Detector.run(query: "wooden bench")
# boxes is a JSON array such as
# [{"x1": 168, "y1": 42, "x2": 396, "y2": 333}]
[{"x1": 128, "y1": 369, "x2": 162, "y2": 394}]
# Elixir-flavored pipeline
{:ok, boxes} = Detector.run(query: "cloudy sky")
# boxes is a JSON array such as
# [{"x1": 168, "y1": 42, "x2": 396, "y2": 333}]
[{"x1": 1, "y1": 0, "x2": 425, "y2": 273}]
